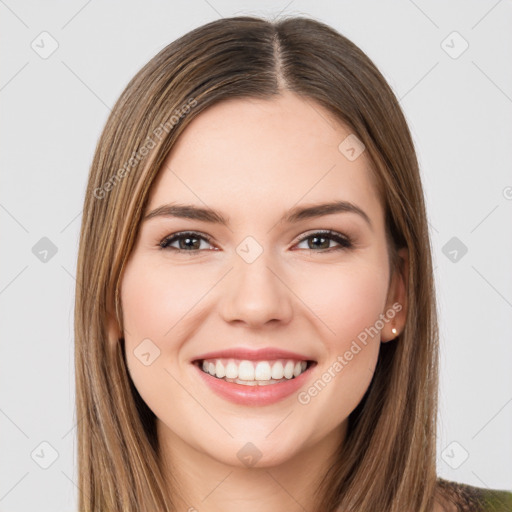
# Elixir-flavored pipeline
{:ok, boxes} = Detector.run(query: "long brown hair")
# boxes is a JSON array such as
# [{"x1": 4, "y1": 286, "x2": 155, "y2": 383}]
[{"x1": 74, "y1": 15, "x2": 440, "y2": 511}]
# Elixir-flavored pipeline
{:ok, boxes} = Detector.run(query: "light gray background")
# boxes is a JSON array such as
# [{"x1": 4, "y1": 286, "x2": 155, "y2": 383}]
[{"x1": 1, "y1": 1, "x2": 511, "y2": 510}]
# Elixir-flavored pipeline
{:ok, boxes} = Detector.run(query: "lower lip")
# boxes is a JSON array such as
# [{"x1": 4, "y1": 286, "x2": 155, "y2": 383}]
[{"x1": 193, "y1": 362, "x2": 316, "y2": 406}]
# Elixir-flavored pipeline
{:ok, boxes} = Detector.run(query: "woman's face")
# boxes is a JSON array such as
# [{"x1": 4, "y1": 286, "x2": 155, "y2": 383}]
[{"x1": 119, "y1": 91, "x2": 407, "y2": 469}]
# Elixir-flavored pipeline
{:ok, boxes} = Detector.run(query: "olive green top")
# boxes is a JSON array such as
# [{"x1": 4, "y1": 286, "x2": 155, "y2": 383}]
[
  {"x1": 437, "y1": 478, "x2": 512, "y2": 511},
  {"x1": 480, "y1": 488, "x2": 512, "y2": 511}
]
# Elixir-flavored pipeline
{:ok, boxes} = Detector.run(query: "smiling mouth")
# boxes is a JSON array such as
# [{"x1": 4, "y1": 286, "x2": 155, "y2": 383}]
[{"x1": 193, "y1": 358, "x2": 316, "y2": 386}]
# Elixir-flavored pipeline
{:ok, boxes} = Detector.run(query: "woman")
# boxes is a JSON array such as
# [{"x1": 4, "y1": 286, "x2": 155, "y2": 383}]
[{"x1": 74, "y1": 15, "x2": 512, "y2": 511}]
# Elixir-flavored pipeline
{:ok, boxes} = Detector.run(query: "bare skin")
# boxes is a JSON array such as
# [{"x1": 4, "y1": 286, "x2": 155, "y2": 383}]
[{"x1": 116, "y1": 91, "x2": 409, "y2": 511}]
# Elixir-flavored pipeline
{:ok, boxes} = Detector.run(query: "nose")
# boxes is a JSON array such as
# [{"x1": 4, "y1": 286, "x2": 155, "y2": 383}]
[{"x1": 219, "y1": 249, "x2": 294, "y2": 328}]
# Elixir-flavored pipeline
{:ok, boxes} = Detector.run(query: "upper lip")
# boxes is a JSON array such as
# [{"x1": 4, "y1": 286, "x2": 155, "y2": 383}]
[{"x1": 192, "y1": 347, "x2": 316, "y2": 363}]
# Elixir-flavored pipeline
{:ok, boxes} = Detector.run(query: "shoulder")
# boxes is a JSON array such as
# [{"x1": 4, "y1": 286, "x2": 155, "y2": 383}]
[{"x1": 435, "y1": 477, "x2": 512, "y2": 512}]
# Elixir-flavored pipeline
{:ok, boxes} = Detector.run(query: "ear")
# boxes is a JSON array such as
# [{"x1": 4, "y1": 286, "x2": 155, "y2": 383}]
[{"x1": 381, "y1": 247, "x2": 408, "y2": 343}]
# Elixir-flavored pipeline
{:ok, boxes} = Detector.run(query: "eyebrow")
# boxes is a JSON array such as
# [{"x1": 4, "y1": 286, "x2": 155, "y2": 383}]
[{"x1": 143, "y1": 200, "x2": 373, "y2": 230}]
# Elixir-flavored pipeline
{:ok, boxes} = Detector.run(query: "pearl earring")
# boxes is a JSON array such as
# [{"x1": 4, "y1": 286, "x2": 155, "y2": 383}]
[{"x1": 391, "y1": 327, "x2": 398, "y2": 335}]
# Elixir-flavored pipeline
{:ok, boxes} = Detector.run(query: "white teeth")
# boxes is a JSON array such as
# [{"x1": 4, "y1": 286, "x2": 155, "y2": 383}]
[
  {"x1": 254, "y1": 361, "x2": 271, "y2": 381},
  {"x1": 271, "y1": 361, "x2": 284, "y2": 379},
  {"x1": 215, "y1": 360, "x2": 225, "y2": 378},
  {"x1": 284, "y1": 361, "x2": 295, "y2": 379},
  {"x1": 198, "y1": 357, "x2": 310, "y2": 382},
  {"x1": 238, "y1": 360, "x2": 255, "y2": 380},
  {"x1": 224, "y1": 377, "x2": 289, "y2": 386},
  {"x1": 225, "y1": 361, "x2": 238, "y2": 379}
]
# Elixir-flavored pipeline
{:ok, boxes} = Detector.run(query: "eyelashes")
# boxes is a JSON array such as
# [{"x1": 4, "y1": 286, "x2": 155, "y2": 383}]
[
  {"x1": 159, "y1": 231, "x2": 216, "y2": 253},
  {"x1": 158, "y1": 230, "x2": 353, "y2": 254}
]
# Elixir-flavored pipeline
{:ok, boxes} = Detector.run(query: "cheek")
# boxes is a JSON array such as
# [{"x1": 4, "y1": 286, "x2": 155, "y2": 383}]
[
  {"x1": 293, "y1": 261, "x2": 387, "y2": 414},
  {"x1": 119, "y1": 260, "x2": 198, "y2": 417},
  {"x1": 120, "y1": 259, "x2": 208, "y2": 340},
  {"x1": 294, "y1": 258, "x2": 389, "y2": 344},
  {"x1": 120, "y1": 258, "x2": 219, "y2": 397}
]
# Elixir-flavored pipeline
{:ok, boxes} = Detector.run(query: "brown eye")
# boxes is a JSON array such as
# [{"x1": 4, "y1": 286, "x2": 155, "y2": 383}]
[
  {"x1": 160, "y1": 232, "x2": 214, "y2": 252},
  {"x1": 158, "y1": 230, "x2": 353, "y2": 255},
  {"x1": 295, "y1": 231, "x2": 353, "y2": 252}
]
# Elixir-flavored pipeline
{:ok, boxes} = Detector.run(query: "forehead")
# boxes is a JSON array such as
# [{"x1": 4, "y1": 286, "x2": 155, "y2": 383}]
[{"x1": 146, "y1": 92, "x2": 384, "y2": 228}]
